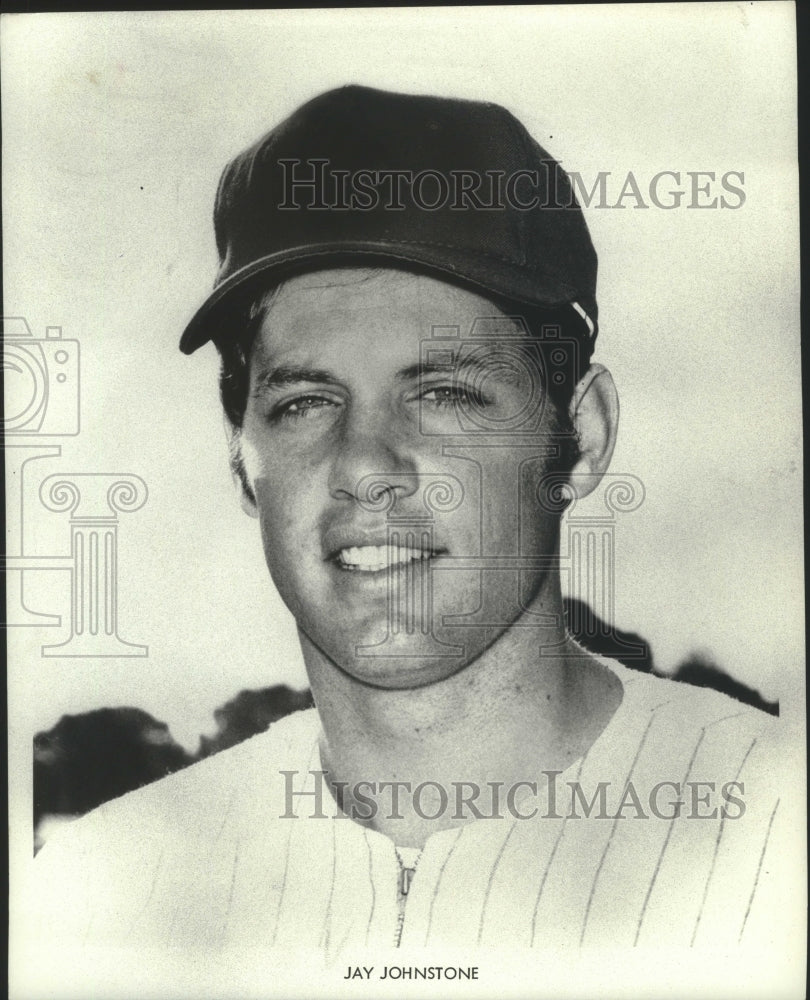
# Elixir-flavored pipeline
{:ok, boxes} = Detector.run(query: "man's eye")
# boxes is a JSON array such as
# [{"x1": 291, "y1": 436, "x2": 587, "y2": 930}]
[
  {"x1": 273, "y1": 395, "x2": 336, "y2": 420},
  {"x1": 421, "y1": 385, "x2": 483, "y2": 409}
]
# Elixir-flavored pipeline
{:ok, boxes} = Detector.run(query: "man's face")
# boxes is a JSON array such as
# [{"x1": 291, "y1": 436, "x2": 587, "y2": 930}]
[{"x1": 237, "y1": 268, "x2": 567, "y2": 688}]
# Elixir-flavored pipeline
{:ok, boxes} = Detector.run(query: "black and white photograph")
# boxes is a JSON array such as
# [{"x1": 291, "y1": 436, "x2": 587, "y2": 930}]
[{"x1": 4, "y1": 6, "x2": 805, "y2": 998}]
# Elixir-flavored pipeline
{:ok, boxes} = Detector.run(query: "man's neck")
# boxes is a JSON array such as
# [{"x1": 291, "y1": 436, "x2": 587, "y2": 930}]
[{"x1": 299, "y1": 586, "x2": 623, "y2": 847}]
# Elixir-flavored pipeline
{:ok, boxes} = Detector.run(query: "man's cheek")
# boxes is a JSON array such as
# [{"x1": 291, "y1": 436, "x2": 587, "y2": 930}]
[
  {"x1": 255, "y1": 491, "x2": 318, "y2": 570},
  {"x1": 258, "y1": 501, "x2": 303, "y2": 552}
]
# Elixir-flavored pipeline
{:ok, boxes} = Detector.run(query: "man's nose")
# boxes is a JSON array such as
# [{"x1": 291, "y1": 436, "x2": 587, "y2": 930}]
[{"x1": 328, "y1": 410, "x2": 418, "y2": 504}]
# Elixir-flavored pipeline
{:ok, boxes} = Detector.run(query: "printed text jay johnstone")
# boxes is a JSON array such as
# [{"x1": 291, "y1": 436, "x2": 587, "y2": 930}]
[{"x1": 344, "y1": 967, "x2": 479, "y2": 980}]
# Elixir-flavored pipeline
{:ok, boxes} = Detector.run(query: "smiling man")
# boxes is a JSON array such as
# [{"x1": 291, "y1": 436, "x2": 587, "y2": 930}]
[
  {"x1": 24, "y1": 85, "x2": 788, "y2": 994},
  {"x1": 218, "y1": 264, "x2": 623, "y2": 853}
]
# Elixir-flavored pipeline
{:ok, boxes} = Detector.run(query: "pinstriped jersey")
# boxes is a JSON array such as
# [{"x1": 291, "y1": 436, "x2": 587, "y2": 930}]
[{"x1": 21, "y1": 659, "x2": 788, "y2": 993}]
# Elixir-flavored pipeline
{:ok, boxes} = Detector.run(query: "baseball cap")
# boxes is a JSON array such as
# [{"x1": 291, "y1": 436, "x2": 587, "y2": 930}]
[{"x1": 179, "y1": 85, "x2": 598, "y2": 356}]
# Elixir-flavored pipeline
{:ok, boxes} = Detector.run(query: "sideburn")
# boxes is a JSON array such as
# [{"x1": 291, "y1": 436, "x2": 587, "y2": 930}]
[{"x1": 229, "y1": 429, "x2": 256, "y2": 506}]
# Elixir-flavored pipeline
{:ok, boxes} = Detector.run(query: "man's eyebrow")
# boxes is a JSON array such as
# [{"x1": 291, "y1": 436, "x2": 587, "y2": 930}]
[
  {"x1": 252, "y1": 365, "x2": 339, "y2": 392},
  {"x1": 397, "y1": 356, "x2": 525, "y2": 384}
]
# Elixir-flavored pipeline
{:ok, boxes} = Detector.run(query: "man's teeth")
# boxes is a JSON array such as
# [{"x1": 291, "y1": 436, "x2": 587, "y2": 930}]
[{"x1": 337, "y1": 545, "x2": 434, "y2": 571}]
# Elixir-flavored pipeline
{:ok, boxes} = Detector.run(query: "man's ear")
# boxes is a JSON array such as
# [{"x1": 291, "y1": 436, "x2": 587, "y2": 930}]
[
  {"x1": 223, "y1": 417, "x2": 259, "y2": 518},
  {"x1": 566, "y1": 364, "x2": 619, "y2": 500}
]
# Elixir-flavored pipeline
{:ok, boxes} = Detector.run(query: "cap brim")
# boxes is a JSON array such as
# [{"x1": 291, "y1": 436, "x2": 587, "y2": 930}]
[{"x1": 179, "y1": 241, "x2": 582, "y2": 355}]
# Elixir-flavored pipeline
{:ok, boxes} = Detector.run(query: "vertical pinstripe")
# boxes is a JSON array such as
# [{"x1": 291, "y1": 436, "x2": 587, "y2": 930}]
[
  {"x1": 477, "y1": 821, "x2": 518, "y2": 944},
  {"x1": 530, "y1": 755, "x2": 587, "y2": 947},
  {"x1": 579, "y1": 701, "x2": 670, "y2": 945},
  {"x1": 218, "y1": 838, "x2": 241, "y2": 942},
  {"x1": 691, "y1": 737, "x2": 758, "y2": 946},
  {"x1": 363, "y1": 829, "x2": 377, "y2": 945},
  {"x1": 633, "y1": 728, "x2": 706, "y2": 945},
  {"x1": 271, "y1": 737, "x2": 322, "y2": 945},
  {"x1": 126, "y1": 846, "x2": 166, "y2": 938},
  {"x1": 423, "y1": 827, "x2": 464, "y2": 946},
  {"x1": 738, "y1": 798, "x2": 780, "y2": 943},
  {"x1": 270, "y1": 818, "x2": 296, "y2": 947},
  {"x1": 320, "y1": 817, "x2": 337, "y2": 953}
]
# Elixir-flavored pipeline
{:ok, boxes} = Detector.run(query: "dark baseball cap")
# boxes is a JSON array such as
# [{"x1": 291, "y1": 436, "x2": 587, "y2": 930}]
[{"x1": 179, "y1": 85, "x2": 598, "y2": 356}]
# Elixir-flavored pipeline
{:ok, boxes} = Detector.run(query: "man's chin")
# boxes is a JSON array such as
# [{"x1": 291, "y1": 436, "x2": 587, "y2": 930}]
[
  {"x1": 338, "y1": 654, "x2": 471, "y2": 691},
  {"x1": 301, "y1": 626, "x2": 475, "y2": 690}
]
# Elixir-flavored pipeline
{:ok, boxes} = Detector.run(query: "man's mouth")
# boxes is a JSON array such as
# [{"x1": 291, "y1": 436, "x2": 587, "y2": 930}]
[{"x1": 336, "y1": 544, "x2": 438, "y2": 572}]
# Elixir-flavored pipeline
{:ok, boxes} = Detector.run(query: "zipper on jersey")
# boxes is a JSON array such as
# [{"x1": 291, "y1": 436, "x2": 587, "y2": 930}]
[{"x1": 393, "y1": 849, "x2": 421, "y2": 948}]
